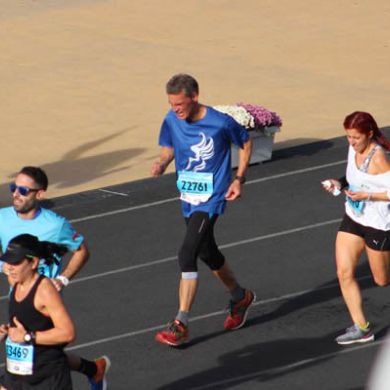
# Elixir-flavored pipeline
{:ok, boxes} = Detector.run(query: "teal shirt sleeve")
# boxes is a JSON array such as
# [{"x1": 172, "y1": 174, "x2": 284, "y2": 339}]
[{"x1": 57, "y1": 219, "x2": 84, "y2": 251}]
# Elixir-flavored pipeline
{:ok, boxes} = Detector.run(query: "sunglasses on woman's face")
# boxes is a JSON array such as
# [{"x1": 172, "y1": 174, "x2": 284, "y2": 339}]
[{"x1": 9, "y1": 183, "x2": 40, "y2": 197}]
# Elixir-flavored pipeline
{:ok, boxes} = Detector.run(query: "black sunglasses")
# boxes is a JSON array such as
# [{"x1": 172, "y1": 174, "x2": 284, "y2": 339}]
[{"x1": 9, "y1": 183, "x2": 40, "y2": 197}]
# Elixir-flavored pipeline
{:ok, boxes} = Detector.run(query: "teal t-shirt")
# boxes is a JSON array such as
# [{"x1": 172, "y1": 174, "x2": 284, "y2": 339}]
[{"x1": 0, "y1": 207, "x2": 84, "y2": 278}]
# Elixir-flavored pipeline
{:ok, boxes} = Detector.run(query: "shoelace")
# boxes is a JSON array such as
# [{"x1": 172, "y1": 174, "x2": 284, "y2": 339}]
[
  {"x1": 345, "y1": 325, "x2": 359, "y2": 333},
  {"x1": 168, "y1": 321, "x2": 185, "y2": 335},
  {"x1": 345, "y1": 324, "x2": 369, "y2": 334},
  {"x1": 226, "y1": 300, "x2": 242, "y2": 315}
]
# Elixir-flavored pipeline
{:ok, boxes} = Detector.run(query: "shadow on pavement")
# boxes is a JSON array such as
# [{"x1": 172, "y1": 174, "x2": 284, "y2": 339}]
[
  {"x1": 247, "y1": 272, "x2": 375, "y2": 329},
  {"x1": 0, "y1": 127, "x2": 145, "y2": 206},
  {"x1": 157, "y1": 331, "x2": 342, "y2": 390},
  {"x1": 272, "y1": 125, "x2": 389, "y2": 162},
  {"x1": 191, "y1": 262, "x2": 379, "y2": 349},
  {"x1": 273, "y1": 138, "x2": 338, "y2": 160}
]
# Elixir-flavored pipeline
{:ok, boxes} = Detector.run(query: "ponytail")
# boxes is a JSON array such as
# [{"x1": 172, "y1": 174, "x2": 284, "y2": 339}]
[
  {"x1": 373, "y1": 129, "x2": 390, "y2": 152},
  {"x1": 36, "y1": 241, "x2": 68, "y2": 266}
]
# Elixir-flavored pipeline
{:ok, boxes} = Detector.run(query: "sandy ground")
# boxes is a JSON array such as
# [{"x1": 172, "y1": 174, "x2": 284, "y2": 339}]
[{"x1": 1, "y1": 0, "x2": 389, "y2": 201}]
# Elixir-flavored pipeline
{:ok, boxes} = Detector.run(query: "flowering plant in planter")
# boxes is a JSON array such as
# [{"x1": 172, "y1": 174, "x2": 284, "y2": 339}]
[
  {"x1": 213, "y1": 103, "x2": 282, "y2": 137},
  {"x1": 213, "y1": 105, "x2": 255, "y2": 129}
]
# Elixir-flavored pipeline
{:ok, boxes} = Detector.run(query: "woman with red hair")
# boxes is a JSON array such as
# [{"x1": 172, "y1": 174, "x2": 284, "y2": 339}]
[{"x1": 323, "y1": 111, "x2": 390, "y2": 345}]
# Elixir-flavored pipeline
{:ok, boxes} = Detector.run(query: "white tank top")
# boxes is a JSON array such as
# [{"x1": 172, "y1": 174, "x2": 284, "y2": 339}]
[{"x1": 345, "y1": 145, "x2": 390, "y2": 230}]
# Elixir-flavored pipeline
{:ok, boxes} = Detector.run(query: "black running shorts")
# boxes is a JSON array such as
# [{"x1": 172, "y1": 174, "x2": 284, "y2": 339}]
[
  {"x1": 339, "y1": 214, "x2": 390, "y2": 251},
  {"x1": 178, "y1": 211, "x2": 225, "y2": 272},
  {"x1": 0, "y1": 368, "x2": 73, "y2": 390}
]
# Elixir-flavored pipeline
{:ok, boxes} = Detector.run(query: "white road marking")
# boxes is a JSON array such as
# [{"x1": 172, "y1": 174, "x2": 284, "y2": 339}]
[
  {"x1": 61, "y1": 274, "x2": 370, "y2": 351},
  {"x1": 0, "y1": 217, "x2": 340, "y2": 297},
  {"x1": 98, "y1": 189, "x2": 129, "y2": 197},
  {"x1": 69, "y1": 160, "x2": 346, "y2": 224}
]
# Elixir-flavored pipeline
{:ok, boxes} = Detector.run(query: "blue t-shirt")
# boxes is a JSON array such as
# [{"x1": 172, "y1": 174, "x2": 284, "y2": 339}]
[
  {"x1": 159, "y1": 106, "x2": 249, "y2": 217},
  {"x1": 0, "y1": 207, "x2": 84, "y2": 278}
]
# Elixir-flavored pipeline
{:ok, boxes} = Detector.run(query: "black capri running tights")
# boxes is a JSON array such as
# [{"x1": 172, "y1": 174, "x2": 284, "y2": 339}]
[{"x1": 178, "y1": 211, "x2": 225, "y2": 272}]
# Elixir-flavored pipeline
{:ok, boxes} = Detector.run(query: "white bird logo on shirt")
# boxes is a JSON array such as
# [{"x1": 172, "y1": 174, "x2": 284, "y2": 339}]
[{"x1": 185, "y1": 132, "x2": 214, "y2": 171}]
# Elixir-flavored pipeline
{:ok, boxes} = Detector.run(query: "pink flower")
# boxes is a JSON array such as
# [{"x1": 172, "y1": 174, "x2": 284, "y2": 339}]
[{"x1": 237, "y1": 103, "x2": 282, "y2": 128}]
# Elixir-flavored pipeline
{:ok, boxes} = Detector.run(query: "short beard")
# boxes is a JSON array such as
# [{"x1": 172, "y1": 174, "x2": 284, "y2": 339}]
[{"x1": 13, "y1": 200, "x2": 37, "y2": 214}]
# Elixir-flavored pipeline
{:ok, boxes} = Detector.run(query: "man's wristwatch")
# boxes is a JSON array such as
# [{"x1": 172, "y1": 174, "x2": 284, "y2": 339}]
[
  {"x1": 234, "y1": 175, "x2": 246, "y2": 184},
  {"x1": 57, "y1": 275, "x2": 70, "y2": 287},
  {"x1": 24, "y1": 331, "x2": 36, "y2": 344}
]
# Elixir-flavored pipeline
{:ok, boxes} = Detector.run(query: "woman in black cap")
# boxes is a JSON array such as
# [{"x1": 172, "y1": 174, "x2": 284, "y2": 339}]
[{"x1": 0, "y1": 234, "x2": 75, "y2": 390}]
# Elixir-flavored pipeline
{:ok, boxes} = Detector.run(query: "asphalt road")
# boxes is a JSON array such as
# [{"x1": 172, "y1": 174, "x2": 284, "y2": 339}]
[{"x1": 1, "y1": 130, "x2": 390, "y2": 389}]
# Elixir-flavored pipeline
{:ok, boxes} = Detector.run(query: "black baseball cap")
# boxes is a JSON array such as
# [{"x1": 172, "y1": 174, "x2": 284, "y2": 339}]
[{"x1": 1, "y1": 234, "x2": 39, "y2": 265}]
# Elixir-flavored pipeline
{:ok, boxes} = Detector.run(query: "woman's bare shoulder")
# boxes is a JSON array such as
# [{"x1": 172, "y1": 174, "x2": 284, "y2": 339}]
[
  {"x1": 36, "y1": 277, "x2": 60, "y2": 302},
  {"x1": 373, "y1": 148, "x2": 390, "y2": 173}
]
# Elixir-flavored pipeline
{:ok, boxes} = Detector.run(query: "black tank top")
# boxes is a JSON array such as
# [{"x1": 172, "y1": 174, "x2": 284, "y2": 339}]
[{"x1": 8, "y1": 275, "x2": 68, "y2": 384}]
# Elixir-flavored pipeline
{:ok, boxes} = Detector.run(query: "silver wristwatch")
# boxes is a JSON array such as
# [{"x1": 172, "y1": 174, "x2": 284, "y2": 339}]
[{"x1": 24, "y1": 331, "x2": 35, "y2": 344}]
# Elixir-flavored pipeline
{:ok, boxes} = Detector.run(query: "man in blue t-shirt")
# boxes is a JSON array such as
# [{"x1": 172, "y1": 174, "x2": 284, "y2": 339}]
[
  {"x1": 0, "y1": 166, "x2": 110, "y2": 390},
  {"x1": 151, "y1": 73, "x2": 255, "y2": 347}
]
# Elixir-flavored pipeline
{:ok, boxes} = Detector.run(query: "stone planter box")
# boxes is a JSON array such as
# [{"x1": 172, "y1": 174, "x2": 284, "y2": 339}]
[{"x1": 231, "y1": 127, "x2": 278, "y2": 168}]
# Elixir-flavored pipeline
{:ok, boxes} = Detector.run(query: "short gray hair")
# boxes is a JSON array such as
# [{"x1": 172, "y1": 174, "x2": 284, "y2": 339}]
[{"x1": 166, "y1": 74, "x2": 199, "y2": 97}]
